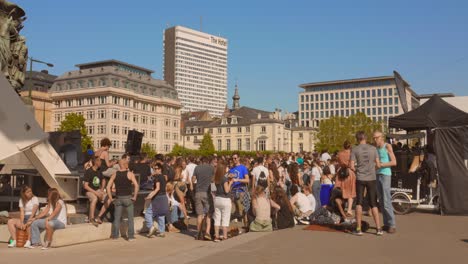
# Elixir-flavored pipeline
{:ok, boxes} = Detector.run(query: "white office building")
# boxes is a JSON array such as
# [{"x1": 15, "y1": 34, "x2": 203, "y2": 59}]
[{"x1": 163, "y1": 26, "x2": 228, "y2": 116}]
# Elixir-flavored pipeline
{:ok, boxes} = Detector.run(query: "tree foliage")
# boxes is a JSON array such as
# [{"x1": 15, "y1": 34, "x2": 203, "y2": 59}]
[
  {"x1": 59, "y1": 113, "x2": 93, "y2": 152},
  {"x1": 141, "y1": 142, "x2": 157, "y2": 158},
  {"x1": 198, "y1": 133, "x2": 215, "y2": 155},
  {"x1": 315, "y1": 112, "x2": 385, "y2": 153}
]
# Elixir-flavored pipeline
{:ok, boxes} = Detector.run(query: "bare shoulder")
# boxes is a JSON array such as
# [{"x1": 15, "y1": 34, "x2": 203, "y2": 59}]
[{"x1": 386, "y1": 143, "x2": 394, "y2": 152}]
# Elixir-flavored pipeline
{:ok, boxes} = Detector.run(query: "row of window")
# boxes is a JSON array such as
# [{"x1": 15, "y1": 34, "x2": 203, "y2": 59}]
[
  {"x1": 54, "y1": 112, "x2": 179, "y2": 127},
  {"x1": 86, "y1": 125, "x2": 178, "y2": 139},
  {"x1": 300, "y1": 97, "x2": 399, "y2": 111},
  {"x1": 216, "y1": 138, "x2": 252, "y2": 151},
  {"x1": 55, "y1": 97, "x2": 180, "y2": 115},
  {"x1": 300, "y1": 88, "x2": 398, "y2": 103},
  {"x1": 300, "y1": 107, "x2": 400, "y2": 120}
]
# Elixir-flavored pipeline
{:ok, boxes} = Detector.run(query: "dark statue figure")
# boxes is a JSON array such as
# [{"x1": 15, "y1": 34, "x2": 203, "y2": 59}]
[{"x1": 0, "y1": 0, "x2": 27, "y2": 91}]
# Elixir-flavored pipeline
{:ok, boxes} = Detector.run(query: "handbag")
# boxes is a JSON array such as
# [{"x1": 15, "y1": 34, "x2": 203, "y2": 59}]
[{"x1": 338, "y1": 166, "x2": 349, "y2": 179}]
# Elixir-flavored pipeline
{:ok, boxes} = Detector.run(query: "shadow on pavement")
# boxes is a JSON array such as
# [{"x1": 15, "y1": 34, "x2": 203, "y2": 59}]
[{"x1": 461, "y1": 239, "x2": 468, "y2": 243}]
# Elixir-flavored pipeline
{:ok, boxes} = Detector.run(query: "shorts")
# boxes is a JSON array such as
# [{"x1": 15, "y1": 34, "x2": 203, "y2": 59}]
[
  {"x1": 195, "y1": 192, "x2": 212, "y2": 216},
  {"x1": 86, "y1": 190, "x2": 106, "y2": 203},
  {"x1": 231, "y1": 192, "x2": 246, "y2": 216},
  {"x1": 356, "y1": 180, "x2": 378, "y2": 208},
  {"x1": 23, "y1": 215, "x2": 31, "y2": 224}
]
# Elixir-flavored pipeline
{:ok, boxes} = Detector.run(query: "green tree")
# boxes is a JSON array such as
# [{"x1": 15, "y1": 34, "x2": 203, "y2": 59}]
[
  {"x1": 59, "y1": 113, "x2": 93, "y2": 152},
  {"x1": 199, "y1": 133, "x2": 215, "y2": 155},
  {"x1": 141, "y1": 142, "x2": 157, "y2": 158},
  {"x1": 316, "y1": 112, "x2": 384, "y2": 153}
]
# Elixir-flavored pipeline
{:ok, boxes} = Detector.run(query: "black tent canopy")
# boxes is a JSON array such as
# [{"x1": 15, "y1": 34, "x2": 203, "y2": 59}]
[
  {"x1": 389, "y1": 95, "x2": 468, "y2": 215},
  {"x1": 389, "y1": 95, "x2": 468, "y2": 131}
]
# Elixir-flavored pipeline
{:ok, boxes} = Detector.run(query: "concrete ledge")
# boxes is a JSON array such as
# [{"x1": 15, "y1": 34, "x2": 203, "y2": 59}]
[{"x1": 0, "y1": 217, "x2": 145, "y2": 248}]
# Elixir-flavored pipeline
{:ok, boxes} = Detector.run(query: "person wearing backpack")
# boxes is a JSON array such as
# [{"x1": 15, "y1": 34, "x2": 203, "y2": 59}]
[{"x1": 251, "y1": 157, "x2": 270, "y2": 193}]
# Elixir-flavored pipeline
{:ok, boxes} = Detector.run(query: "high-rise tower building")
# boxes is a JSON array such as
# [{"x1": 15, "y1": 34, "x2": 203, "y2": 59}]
[{"x1": 163, "y1": 26, "x2": 228, "y2": 116}]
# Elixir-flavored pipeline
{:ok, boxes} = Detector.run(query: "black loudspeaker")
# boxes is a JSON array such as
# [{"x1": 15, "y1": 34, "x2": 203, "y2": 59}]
[
  {"x1": 125, "y1": 130, "x2": 144, "y2": 155},
  {"x1": 48, "y1": 130, "x2": 83, "y2": 171}
]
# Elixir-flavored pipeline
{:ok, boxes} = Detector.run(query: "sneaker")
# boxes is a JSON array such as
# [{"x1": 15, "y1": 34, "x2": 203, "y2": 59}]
[
  {"x1": 8, "y1": 240, "x2": 16, "y2": 248},
  {"x1": 299, "y1": 217, "x2": 310, "y2": 225},
  {"x1": 352, "y1": 229, "x2": 363, "y2": 236},
  {"x1": 387, "y1": 227, "x2": 397, "y2": 234},
  {"x1": 90, "y1": 218, "x2": 99, "y2": 227},
  {"x1": 156, "y1": 233, "x2": 166, "y2": 238},
  {"x1": 41, "y1": 241, "x2": 51, "y2": 250},
  {"x1": 294, "y1": 218, "x2": 298, "y2": 225},
  {"x1": 213, "y1": 237, "x2": 221, "y2": 242},
  {"x1": 23, "y1": 240, "x2": 31, "y2": 248},
  {"x1": 376, "y1": 229, "x2": 384, "y2": 236},
  {"x1": 25, "y1": 243, "x2": 39, "y2": 249},
  {"x1": 147, "y1": 226, "x2": 157, "y2": 238},
  {"x1": 168, "y1": 226, "x2": 180, "y2": 233},
  {"x1": 128, "y1": 238, "x2": 136, "y2": 242}
]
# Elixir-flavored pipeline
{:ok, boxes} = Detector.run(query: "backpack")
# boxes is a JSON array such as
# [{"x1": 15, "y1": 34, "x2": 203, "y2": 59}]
[
  {"x1": 163, "y1": 163, "x2": 175, "y2": 182},
  {"x1": 257, "y1": 170, "x2": 268, "y2": 188}
]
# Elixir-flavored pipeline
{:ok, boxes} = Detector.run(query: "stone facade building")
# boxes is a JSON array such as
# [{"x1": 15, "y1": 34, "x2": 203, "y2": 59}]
[
  {"x1": 182, "y1": 87, "x2": 316, "y2": 152},
  {"x1": 49, "y1": 60, "x2": 181, "y2": 158}
]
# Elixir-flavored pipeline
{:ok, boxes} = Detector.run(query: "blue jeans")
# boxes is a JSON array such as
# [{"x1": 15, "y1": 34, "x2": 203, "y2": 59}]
[
  {"x1": 377, "y1": 174, "x2": 396, "y2": 228},
  {"x1": 156, "y1": 216, "x2": 165, "y2": 234},
  {"x1": 30, "y1": 219, "x2": 65, "y2": 245},
  {"x1": 144, "y1": 203, "x2": 153, "y2": 230},
  {"x1": 112, "y1": 197, "x2": 135, "y2": 239},
  {"x1": 169, "y1": 206, "x2": 182, "y2": 224},
  {"x1": 312, "y1": 180, "x2": 321, "y2": 210}
]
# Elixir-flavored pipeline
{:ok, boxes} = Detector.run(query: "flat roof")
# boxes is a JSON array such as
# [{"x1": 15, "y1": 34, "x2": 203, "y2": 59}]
[
  {"x1": 299, "y1": 76, "x2": 399, "y2": 88},
  {"x1": 75, "y1": 60, "x2": 154, "y2": 74}
]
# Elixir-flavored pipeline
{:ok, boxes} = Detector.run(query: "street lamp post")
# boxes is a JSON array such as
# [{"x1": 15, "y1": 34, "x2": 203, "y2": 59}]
[{"x1": 28, "y1": 57, "x2": 54, "y2": 100}]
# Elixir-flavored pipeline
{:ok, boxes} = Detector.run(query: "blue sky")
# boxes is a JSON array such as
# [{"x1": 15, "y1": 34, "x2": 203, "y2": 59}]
[{"x1": 16, "y1": 0, "x2": 468, "y2": 113}]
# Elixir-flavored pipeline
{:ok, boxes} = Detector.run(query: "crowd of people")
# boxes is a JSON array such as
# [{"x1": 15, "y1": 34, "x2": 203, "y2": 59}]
[{"x1": 6, "y1": 130, "x2": 398, "y2": 249}]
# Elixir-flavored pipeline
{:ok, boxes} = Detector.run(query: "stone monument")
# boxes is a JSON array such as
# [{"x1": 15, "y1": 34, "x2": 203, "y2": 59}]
[{"x1": 0, "y1": 0, "x2": 27, "y2": 92}]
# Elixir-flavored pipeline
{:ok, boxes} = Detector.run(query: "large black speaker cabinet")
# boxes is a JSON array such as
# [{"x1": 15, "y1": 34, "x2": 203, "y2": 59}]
[
  {"x1": 48, "y1": 130, "x2": 83, "y2": 171},
  {"x1": 125, "y1": 130, "x2": 144, "y2": 155}
]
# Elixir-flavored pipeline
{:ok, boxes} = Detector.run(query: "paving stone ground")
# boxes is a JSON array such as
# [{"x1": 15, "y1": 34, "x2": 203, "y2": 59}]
[{"x1": 1, "y1": 212, "x2": 467, "y2": 264}]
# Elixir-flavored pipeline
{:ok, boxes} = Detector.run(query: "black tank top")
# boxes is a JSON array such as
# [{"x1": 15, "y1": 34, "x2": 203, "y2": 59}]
[
  {"x1": 114, "y1": 171, "x2": 132, "y2": 197},
  {"x1": 100, "y1": 159, "x2": 108, "y2": 171}
]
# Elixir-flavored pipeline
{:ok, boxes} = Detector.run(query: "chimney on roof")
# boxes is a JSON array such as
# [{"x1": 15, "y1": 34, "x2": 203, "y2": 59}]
[{"x1": 257, "y1": 113, "x2": 261, "y2": 119}]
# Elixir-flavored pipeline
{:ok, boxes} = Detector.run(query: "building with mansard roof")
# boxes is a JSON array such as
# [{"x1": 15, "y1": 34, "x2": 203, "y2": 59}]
[
  {"x1": 49, "y1": 60, "x2": 182, "y2": 157},
  {"x1": 182, "y1": 84, "x2": 316, "y2": 152}
]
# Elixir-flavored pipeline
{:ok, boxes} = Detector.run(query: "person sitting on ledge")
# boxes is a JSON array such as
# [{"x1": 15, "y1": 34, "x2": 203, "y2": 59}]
[
  {"x1": 83, "y1": 156, "x2": 111, "y2": 226},
  {"x1": 28, "y1": 188, "x2": 67, "y2": 250},
  {"x1": 7, "y1": 185, "x2": 39, "y2": 248}
]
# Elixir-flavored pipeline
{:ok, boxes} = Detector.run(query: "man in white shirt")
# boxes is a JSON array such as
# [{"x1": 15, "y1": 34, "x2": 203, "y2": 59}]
[
  {"x1": 251, "y1": 157, "x2": 270, "y2": 190},
  {"x1": 185, "y1": 156, "x2": 197, "y2": 213}
]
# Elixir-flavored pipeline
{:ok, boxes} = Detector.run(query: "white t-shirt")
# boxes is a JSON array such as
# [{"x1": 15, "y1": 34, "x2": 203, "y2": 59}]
[
  {"x1": 186, "y1": 163, "x2": 197, "y2": 183},
  {"x1": 252, "y1": 165, "x2": 269, "y2": 185},
  {"x1": 296, "y1": 192, "x2": 314, "y2": 213},
  {"x1": 180, "y1": 168, "x2": 190, "y2": 183},
  {"x1": 49, "y1": 200, "x2": 67, "y2": 225},
  {"x1": 306, "y1": 194, "x2": 316, "y2": 212},
  {"x1": 19, "y1": 196, "x2": 39, "y2": 216},
  {"x1": 311, "y1": 167, "x2": 322, "y2": 181},
  {"x1": 329, "y1": 164, "x2": 336, "y2": 175}
]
